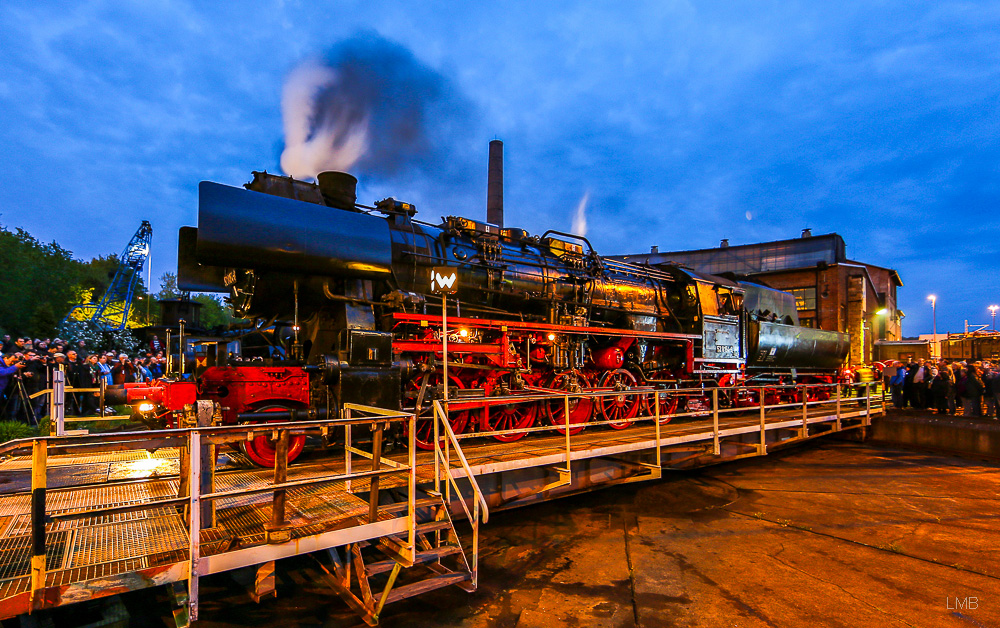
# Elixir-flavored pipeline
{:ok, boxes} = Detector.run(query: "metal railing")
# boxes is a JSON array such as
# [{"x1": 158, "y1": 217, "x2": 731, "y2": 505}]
[
  {"x1": 432, "y1": 400, "x2": 489, "y2": 588},
  {"x1": 22, "y1": 372, "x2": 132, "y2": 436},
  {"x1": 0, "y1": 409, "x2": 418, "y2": 620},
  {"x1": 427, "y1": 380, "x2": 883, "y2": 491}
]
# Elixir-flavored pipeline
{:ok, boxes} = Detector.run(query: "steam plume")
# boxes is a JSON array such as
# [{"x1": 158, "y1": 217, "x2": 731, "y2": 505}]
[
  {"x1": 280, "y1": 60, "x2": 369, "y2": 177},
  {"x1": 280, "y1": 33, "x2": 470, "y2": 181},
  {"x1": 572, "y1": 190, "x2": 589, "y2": 236}
]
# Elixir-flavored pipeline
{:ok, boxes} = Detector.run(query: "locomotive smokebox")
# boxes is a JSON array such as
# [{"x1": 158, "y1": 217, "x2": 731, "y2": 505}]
[{"x1": 317, "y1": 171, "x2": 358, "y2": 210}]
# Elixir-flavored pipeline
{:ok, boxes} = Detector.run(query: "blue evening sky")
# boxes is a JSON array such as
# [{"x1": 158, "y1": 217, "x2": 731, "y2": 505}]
[{"x1": 2, "y1": 1, "x2": 998, "y2": 336}]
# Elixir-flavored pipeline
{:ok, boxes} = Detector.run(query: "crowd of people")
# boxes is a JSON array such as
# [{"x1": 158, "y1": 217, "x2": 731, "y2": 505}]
[
  {"x1": 885, "y1": 358, "x2": 1000, "y2": 418},
  {"x1": 0, "y1": 333, "x2": 168, "y2": 426}
]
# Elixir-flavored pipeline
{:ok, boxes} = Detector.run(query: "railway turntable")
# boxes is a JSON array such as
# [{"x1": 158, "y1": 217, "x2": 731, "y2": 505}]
[
  {"x1": 0, "y1": 406, "x2": 477, "y2": 627},
  {"x1": 0, "y1": 381, "x2": 883, "y2": 626}
]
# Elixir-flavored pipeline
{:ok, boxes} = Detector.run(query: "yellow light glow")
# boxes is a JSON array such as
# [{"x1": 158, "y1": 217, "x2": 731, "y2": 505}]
[
  {"x1": 131, "y1": 458, "x2": 162, "y2": 473},
  {"x1": 547, "y1": 333, "x2": 556, "y2": 341},
  {"x1": 459, "y1": 328, "x2": 469, "y2": 338},
  {"x1": 345, "y1": 262, "x2": 390, "y2": 274},
  {"x1": 137, "y1": 402, "x2": 156, "y2": 413}
]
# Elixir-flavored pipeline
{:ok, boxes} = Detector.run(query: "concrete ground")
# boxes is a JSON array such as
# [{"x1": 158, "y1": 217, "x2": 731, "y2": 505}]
[{"x1": 27, "y1": 439, "x2": 1000, "y2": 628}]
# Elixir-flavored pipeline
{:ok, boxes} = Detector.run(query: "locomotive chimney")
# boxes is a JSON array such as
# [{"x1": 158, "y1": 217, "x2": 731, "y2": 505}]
[
  {"x1": 801, "y1": 228, "x2": 812, "y2": 238},
  {"x1": 487, "y1": 139, "x2": 503, "y2": 227},
  {"x1": 317, "y1": 171, "x2": 358, "y2": 211}
]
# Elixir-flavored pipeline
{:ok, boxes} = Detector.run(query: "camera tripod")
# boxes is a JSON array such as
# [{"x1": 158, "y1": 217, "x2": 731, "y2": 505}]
[{"x1": 1, "y1": 375, "x2": 39, "y2": 427}]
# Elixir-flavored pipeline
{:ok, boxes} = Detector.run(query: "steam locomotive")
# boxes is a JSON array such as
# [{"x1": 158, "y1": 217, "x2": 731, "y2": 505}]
[{"x1": 119, "y1": 169, "x2": 849, "y2": 466}]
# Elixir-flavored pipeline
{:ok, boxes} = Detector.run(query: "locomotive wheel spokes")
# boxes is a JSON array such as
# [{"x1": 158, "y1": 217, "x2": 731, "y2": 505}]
[
  {"x1": 486, "y1": 374, "x2": 537, "y2": 442},
  {"x1": 642, "y1": 371, "x2": 680, "y2": 425},
  {"x1": 242, "y1": 404, "x2": 307, "y2": 467},
  {"x1": 404, "y1": 372, "x2": 470, "y2": 451},
  {"x1": 545, "y1": 370, "x2": 594, "y2": 436},
  {"x1": 598, "y1": 369, "x2": 640, "y2": 429}
]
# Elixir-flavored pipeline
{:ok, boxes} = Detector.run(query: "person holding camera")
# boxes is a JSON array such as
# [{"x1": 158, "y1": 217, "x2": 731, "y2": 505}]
[{"x1": 1, "y1": 353, "x2": 28, "y2": 420}]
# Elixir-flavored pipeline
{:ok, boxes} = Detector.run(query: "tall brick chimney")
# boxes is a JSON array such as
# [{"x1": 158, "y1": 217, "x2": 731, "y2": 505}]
[{"x1": 487, "y1": 140, "x2": 503, "y2": 227}]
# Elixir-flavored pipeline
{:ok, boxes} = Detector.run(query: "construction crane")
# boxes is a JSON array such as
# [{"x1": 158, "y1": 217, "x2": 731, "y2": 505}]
[{"x1": 62, "y1": 220, "x2": 153, "y2": 330}]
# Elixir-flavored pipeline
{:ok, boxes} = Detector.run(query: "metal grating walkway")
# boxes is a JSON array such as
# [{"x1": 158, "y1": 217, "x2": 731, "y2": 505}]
[{"x1": 0, "y1": 391, "x2": 882, "y2": 621}]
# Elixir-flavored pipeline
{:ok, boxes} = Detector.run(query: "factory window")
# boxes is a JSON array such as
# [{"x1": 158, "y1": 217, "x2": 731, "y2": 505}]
[{"x1": 787, "y1": 287, "x2": 817, "y2": 311}]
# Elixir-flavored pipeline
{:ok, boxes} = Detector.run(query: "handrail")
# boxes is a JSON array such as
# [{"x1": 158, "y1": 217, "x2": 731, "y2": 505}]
[
  {"x1": 16, "y1": 405, "x2": 420, "y2": 622},
  {"x1": 432, "y1": 400, "x2": 489, "y2": 524},
  {"x1": 0, "y1": 411, "x2": 415, "y2": 457}
]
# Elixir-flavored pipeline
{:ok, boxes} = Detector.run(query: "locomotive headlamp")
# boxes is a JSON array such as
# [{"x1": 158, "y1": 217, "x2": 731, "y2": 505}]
[
  {"x1": 137, "y1": 402, "x2": 156, "y2": 413},
  {"x1": 547, "y1": 333, "x2": 556, "y2": 341}
]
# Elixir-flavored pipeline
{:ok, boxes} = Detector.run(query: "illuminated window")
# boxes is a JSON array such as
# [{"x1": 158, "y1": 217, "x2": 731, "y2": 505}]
[{"x1": 787, "y1": 287, "x2": 817, "y2": 311}]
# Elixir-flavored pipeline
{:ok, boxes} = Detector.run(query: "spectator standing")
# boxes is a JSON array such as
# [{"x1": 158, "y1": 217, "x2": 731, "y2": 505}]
[
  {"x1": 941, "y1": 362, "x2": 957, "y2": 415},
  {"x1": 955, "y1": 364, "x2": 967, "y2": 413},
  {"x1": 149, "y1": 356, "x2": 164, "y2": 379},
  {"x1": 911, "y1": 359, "x2": 928, "y2": 409},
  {"x1": 65, "y1": 350, "x2": 83, "y2": 416},
  {"x1": 22, "y1": 351, "x2": 46, "y2": 424},
  {"x1": 0, "y1": 354, "x2": 27, "y2": 418},
  {"x1": 930, "y1": 365, "x2": 947, "y2": 414},
  {"x1": 889, "y1": 362, "x2": 906, "y2": 409},
  {"x1": 78, "y1": 354, "x2": 100, "y2": 415},
  {"x1": 137, "y1": 358, "x2": 153, "y2": 383},
  {"x1": 902, "y1": 361, "x2": 917, "y2": 408},
  {"x1": 964, "y1": 366, "x2": 984, "y2": 417},
  {"x1": 992, "y1": 366, "x2": 1000, "y2": 420},
  {"x1": 96, "y1": 354, "x2": 113, "y2": 386},
  {"x1": 111, "y1": 355, "x2": 136, "y2": 385},
  {"x1": 984, "y1": 366, "x2": 998, "y2": 418}
]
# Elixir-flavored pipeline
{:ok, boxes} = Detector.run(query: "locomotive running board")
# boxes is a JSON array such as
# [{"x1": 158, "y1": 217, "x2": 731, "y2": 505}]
[{"x1": 392, "y1": 312, "x2": 702, "y2": 341}]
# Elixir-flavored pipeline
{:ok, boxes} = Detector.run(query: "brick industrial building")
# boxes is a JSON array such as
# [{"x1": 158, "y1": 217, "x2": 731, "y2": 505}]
[{"x1": 612, "y1": 231, "x2": 903, "y2": 365}]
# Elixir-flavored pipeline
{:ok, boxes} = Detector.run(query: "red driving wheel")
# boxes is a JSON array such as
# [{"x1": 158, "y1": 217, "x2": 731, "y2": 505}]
[
  {"x1": 486, "y1": 374, "x2": 537, "y2": 442},
  {"x1": 598, "y1": 369, "x2": 640, "y2": 429},
  {"x1": 642, "y1": 371, "x2": 680, "y2": 425},
  {"x1": 403, "y1": 371, "x2": 470, "y2": 451},
  {"x1": 545, "y1": 370, "x2": 594, "y2": 436},
  {"x1": 241, "y1": 403, "x2": 307, "y2": 467}
]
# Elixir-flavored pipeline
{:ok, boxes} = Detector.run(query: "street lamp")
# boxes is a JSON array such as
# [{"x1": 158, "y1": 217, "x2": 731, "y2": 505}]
[
  {"x1": 927, "y1": 295, "x2": 937, "y2": 338},
  {"x1": 990, "y1": 305, "x2": 998, "y2": 331},
  {"x1": 927, "y1": 295, "x2": 937, "y2": 359}
]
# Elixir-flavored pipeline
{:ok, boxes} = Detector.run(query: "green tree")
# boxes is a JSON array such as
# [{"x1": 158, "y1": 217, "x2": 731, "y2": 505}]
[
  {"x1": 155, "y1": 272, "x2": 181, "y2": 300},
  {"x1": 0, "y1": 222, "x2": 153, "y2": 339},
  {"x1": 194, "y1": 293, "x2": 243, "y2": 329},
  {"x1": 0, "y1": 224, "x2": 81, "y2": 338}
]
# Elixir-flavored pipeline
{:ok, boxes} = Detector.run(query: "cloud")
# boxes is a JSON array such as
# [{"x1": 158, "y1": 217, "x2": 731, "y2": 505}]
[{"x1": 1, "y1": 1, "x2": 999, "y2": 336}]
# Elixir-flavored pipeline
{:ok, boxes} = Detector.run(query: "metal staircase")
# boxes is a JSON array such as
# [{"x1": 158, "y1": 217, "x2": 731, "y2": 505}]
[
  {"x1": 311, "y1": 400, "x2": 487, "y2": 625},
  {"x1": 317, "y1": 491, "x2": 475, "y2": 625}
]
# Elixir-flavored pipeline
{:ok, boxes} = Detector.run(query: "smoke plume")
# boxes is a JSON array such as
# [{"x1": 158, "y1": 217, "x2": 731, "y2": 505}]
[
  {"x1": 572, "y1": 190, "x2": 589, "y2": 237},
  {"x1": 280, "y1": 33, "x2": 471, "y2": 181}
]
